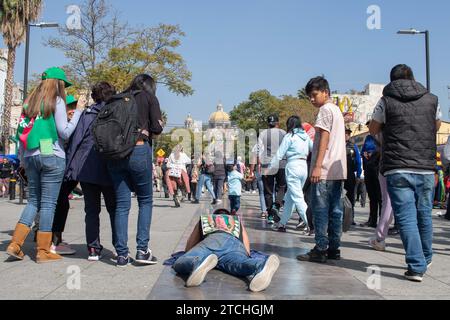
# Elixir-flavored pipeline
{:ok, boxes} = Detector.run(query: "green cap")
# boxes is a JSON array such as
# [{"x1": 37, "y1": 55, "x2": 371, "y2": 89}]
[
  {"x1": 42, "y1": 67, "x2": 72, "y2": 88},
  {"x1": 66, "y1": 95, "x2": 78, "y2": 106}
]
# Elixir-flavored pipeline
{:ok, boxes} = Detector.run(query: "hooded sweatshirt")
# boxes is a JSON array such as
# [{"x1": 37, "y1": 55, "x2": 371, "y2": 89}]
[
  {"x1": 380, "y1": 79, "x2": 438, "y2": 174},
  {"x1": 269, "y1": 128, "x2": 313, "y2": 168}
]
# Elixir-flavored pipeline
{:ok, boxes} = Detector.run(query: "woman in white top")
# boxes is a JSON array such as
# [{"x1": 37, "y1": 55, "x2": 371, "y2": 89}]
[{"x1": 165, "y1": 145, "x2": 191, "y2": 207}]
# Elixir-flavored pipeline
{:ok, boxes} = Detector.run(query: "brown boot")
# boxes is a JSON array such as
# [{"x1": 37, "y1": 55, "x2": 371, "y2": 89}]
[
  {"x1": 6, "y1": 223, "x2": 31, "y2": 260},
  {"x1": 36, "y1": 232, "x2": 62, "y2": 263}
]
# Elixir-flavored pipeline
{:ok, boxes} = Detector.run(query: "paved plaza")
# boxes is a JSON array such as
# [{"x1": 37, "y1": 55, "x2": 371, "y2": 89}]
[{"x1": 0, "y1": 193, "x2": 449, "y2": 300}]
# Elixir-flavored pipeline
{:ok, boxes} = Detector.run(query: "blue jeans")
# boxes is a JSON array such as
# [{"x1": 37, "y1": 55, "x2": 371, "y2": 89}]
[
  {"x1": 256, "y1": 172, "x2": 267, "y2": 212},
  {"x1": 196, "y1": 174, "x2": 216, "y2": 201},
  {"x1": 19, "y1": 155, "x2": 65, "y2": 232},
  {"x1": 229, "y1": 195, "x2": 241, "y2": 212},
  {"x1": 386, "y1": 173, "x2": 434, "y2": 274},
  {"x1": 311, "y1": 180, "x2": 344, "y2": 251},
  {"x1": 173, "y1": 232, "x2": 265, "y2": 277},
  {"x1": 107, "y1": 143, "x2": 153, "y2": 257}
]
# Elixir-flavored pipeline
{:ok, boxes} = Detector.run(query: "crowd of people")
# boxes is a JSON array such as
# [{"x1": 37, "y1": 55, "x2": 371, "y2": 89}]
[{"x1": 3, "y1": 63, "x2": 447, "y2": 291}]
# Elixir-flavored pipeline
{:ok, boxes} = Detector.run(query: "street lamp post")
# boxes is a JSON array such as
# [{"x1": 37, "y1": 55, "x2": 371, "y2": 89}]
[
  {"x1": 23, "y1": 22, "x2": 59, "y2": 100},
  {"x1": 397, "y1": 28, "x2": 430, "y2": 92}
]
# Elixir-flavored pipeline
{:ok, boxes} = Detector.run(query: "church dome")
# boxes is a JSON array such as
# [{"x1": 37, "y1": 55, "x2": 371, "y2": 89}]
[{"x1": 209, "y1": 103, "x2": 230, "y2": 123}]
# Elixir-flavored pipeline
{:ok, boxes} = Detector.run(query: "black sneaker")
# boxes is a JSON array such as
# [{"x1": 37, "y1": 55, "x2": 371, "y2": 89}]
[
  {"x1": 191, "y1": 199, "x2": 199, "y2": 204},
  {"x1": 88, "y1": 248, "x2": 102, "y2": 261},
  {"x1": 297, "y1": 247, "x2": 327, "y2": 263},
  {"x1": 388, "y1": 227, "x2": 400, "y2": 236},
  {"x1": 211, "y1": 199, "x2": 217, "y2": 205},
  {"x1": 135, "y1": 249, "x2": 158, "y2": 265},
  {"x1": 327, "y1": 249, "x2": 341, "y2": 260},
  {"x1": 404, "y1": 270, "x2": 423, "y2": 282},
  {"x1": 272, "y1": 224, "x2": 286, "y2": 233},
  {"x1": 116, "y1": 255, "x2": 133, "y2": 268},
  {"x1": 270, "y1": 208, "x2": 281, "y2": 223}
]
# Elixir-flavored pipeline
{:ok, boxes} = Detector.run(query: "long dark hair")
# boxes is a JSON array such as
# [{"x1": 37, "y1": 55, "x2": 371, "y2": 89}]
[
  {"x1": 286, "y1": 116, "x2": 304, "y2": 136},
  {"x1": 124, "y1": 74, "x2": 156, "y2": 95},
  {"x1": 91, "y1": 82, "x2": 116, "y2": 103}
]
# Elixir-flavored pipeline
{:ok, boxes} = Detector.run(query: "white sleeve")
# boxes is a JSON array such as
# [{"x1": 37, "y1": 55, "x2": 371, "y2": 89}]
[
  {"x1": 371, "y1": 99, "x2": 386, "y2": 124},
  {"x1": 437, "y1": 104, "x2": 442, "y2": 121}
]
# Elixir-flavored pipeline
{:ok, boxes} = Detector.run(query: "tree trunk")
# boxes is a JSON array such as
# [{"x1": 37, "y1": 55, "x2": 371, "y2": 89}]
[{"x1": 2, "y1": 47, "x2": 16, "y2": 155}]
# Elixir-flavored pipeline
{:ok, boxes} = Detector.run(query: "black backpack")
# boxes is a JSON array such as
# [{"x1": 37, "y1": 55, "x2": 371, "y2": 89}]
[{"x1": 92, "y1": 91, "x2": 141, "y2": 160}]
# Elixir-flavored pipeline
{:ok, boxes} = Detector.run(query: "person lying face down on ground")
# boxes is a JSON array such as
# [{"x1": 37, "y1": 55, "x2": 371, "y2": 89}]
[{"x1": 172, "y1": 208, "x2": 280, "y2": 292}]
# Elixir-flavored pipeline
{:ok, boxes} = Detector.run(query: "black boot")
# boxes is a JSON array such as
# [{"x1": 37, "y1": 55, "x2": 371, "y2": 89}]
[
  {"x1": 297, "y1": 247, "x2": 327, "y2": 263},
  {"x1": 327, "y1": 249, "x2": 341, "y2": 260}
]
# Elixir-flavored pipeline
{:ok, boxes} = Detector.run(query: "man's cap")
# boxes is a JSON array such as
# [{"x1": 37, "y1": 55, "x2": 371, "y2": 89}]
[
  {"x1": 42, "y1": 67, "x2": 72, "y2": 88},
  {"x1": 66, "y1": 95, "x2": 78, "y2": 106},
  {"x1": 267, "y1": 114, "x2": 279, "y2": 124}
]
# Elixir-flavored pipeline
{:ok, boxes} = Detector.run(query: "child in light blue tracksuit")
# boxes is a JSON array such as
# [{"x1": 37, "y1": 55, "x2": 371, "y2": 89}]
[
  {"x1": 227, "y1": 165, "x2": 244, "y2": 213},
  {"x1": 269, "y1": 116, "x2": 313, "y2": 231}
]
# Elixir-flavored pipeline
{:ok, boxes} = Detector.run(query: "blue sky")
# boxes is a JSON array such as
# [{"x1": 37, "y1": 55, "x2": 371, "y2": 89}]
[{"x1": 2, "y1": 0, "x2": 450, "y2": 125}]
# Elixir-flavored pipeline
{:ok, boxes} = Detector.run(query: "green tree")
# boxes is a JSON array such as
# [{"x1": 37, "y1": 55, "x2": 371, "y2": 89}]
[
  {"x1": 46, "y1": 0, "x2": 193, "y2": 96},
  {"x1": 278, "y1": 95, "x2": 318, "y2": 128},
  {"x1": 229, "y1": 89, "x2": 279, "y2": 132},
  {"x1": 297, "y1": 87, "x2": 309, "y2": 100},
  {"x1": 0, "y1": 0, "x2": 43, "y2": 153},
  {"x1": 88, "y1": 25, "x2": 193, "y2": 95}
]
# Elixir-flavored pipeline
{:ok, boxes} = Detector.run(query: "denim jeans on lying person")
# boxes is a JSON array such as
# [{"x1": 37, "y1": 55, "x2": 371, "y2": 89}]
[
  {"x1": 19, "y1": 155, "x2": 66, "y2": 232},
  {"x1": 311, "y1": 180, "x2": 345, "y2": 251},
  {"x1": 107, "y1": 143, "x2": 153, "y2": 257},
  {"x1": 386, "y1": 173, "x2": 434, "y2": 274},
  {"x1": 173, "y1": 232, "x2": 266, "y2": 278}
]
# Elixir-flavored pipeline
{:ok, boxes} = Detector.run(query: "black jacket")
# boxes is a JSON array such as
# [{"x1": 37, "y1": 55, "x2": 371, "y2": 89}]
[{"x1": 381, "y1": 80, "x2": 438, "y2": 174}]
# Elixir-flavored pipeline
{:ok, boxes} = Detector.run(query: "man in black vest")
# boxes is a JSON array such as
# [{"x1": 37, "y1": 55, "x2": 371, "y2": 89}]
[{"x1": 370, "y1": 64, "x2": 441, "y2": 283}]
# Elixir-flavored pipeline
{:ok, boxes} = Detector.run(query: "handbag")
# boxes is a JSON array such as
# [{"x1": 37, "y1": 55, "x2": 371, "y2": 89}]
[
  {"x1": 342, "y1": 195, "x2": 353, "y2": 233},
  {"x1": 169, "y1": 167, "x2": 182, "y2": 178}
]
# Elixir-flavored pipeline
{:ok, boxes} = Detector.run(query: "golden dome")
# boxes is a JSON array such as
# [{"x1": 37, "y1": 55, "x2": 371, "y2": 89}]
[{"x1": 209, "y1": 103, "x2": 230, "y2": 123}]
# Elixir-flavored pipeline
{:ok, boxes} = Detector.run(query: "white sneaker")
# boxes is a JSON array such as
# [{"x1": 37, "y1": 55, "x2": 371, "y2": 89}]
[
  {"x1": 216, "y1": 199, "x2": 223, "y2": 204},
  {"x1": 249, "y1": 255, "x2": 280, "y2": 292},
  {"x1": 186, "y1": 254, "x2": 218, "y2": 287},
  {"x1": 368, "y1": 237, "x2": 386, "y2": 251},
  {"x1": 296, "y1": 221, "x2": 307, "y2": 230}
]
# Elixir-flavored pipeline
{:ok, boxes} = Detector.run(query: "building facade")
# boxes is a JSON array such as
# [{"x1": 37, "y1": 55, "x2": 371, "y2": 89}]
[{"x1": 333, "y1": 83, "x2": 385, "y2": 125}]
